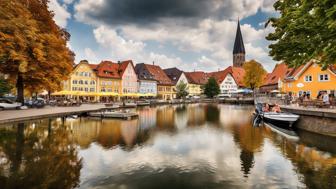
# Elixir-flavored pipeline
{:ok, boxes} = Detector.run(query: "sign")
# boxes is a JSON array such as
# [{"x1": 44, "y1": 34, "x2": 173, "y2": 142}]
[{"x1": 296, "y1": 83, "x2": 304, "y2": 88}]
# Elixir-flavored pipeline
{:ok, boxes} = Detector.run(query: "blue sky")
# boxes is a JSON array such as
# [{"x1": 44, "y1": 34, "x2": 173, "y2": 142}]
[{"x1": 49, "y1": 0, "x2": 278, "y2": 72}]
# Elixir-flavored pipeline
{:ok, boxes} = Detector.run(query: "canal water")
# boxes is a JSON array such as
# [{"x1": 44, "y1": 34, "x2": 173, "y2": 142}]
[{"x1": 0, "y1": 104, "x2": 335, "y2": 189}]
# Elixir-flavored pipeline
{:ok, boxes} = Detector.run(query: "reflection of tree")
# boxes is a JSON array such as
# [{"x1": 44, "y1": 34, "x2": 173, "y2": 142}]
[
  {"x1": 205, "y1": 105, "x2": 220, "y2": 123},
  {"x1": 0, "y1": 120, "x2": 82, "y2": 189},
  {"x1": 232, "y1": 123, "x2": 265, "y2": 178},
  {"x1": 264, "y1": 127, "x2": 336, "y2": 189},
  {"x1": 240, "y1": 149, "x2": 254, "y2": 177}
]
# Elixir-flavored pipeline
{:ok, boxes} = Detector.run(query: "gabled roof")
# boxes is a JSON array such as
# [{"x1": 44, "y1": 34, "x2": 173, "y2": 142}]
[
  {"x1": 263, "y1": 63, "x2": 293, "y2": 86},
  {"x1": 208, "y1": 66, "x2": 245, "y2": 87},
  {"x1": 135, "y1": 63, "x2": 156, "y2": 81},
  {"x1": 136, "y1": 63, "x2": 173, "y2": 85},
  {"x1": 118, "y1": 60, "x2": 134, "y2": 77},
  {"x1": 163, "y1": 67, "x2": 183, "y2": 85},
  {"x1": 184, "y1": 71, "x2": 208, "y2": 85},
  {"x1": 95, "y1": 61, "x2": 121, "y2": 79},
  {"x1": 233, "y1": 20, "x2": 245, "y2": 54}
]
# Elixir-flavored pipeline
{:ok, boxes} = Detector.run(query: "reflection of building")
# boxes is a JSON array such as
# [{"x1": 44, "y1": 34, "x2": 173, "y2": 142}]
[
  {"x1": 138, "y1": 107, "x2": 157, "y2": 130},
  {"x1": 186, "y1": 104, "x2": 206, "y2": 126},
  {"x1": 120, "y1": 119, "x2": 139, "y2": 147},
  {"x1": 156, "y1": 105, "x2": 176, "y2": 130}
]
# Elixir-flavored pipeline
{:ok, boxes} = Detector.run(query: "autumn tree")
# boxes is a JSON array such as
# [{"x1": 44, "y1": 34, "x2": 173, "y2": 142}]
[
  {"x1": 266, "y1": 0, "x2": 336, "y2": 69},
  {"x1": 204, "y1": 77, "x2": 220, "y2": 98},
  {"x1": 176, "y1": 81, "x2": 189, "y2": 99},
  {"x1": 0, "y1": 0, "x2": 74, "y2": 104},
  {"x1": 243, "y1": 60, "x2": 266, "y2": 90}
]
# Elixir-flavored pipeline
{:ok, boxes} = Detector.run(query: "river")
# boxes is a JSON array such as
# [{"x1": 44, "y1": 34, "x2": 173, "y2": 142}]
[{"x1": 0, "y1": 104, "x2": 335, "y2": 189}]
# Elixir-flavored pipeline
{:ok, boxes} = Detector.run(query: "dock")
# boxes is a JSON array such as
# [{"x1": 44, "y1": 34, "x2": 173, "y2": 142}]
[{"x1": 88, "y1": 111, "x2": 138, "y2": 120}]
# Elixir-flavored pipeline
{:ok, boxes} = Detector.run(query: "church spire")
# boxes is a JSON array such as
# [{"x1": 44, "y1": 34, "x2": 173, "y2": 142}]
[{"x1": 233, "y1": 19, "x2": 246, "y2": 67}]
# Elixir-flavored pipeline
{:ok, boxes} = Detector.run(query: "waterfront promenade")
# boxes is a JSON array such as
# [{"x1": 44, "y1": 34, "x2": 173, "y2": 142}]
[{"x1": 0, "y1": 104, "x2": 106, "y2": 124}]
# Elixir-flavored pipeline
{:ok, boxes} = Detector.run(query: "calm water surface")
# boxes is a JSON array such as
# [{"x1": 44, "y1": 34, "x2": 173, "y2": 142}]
[{"x1": 0, "y1": 104, "x2": 335, "y2": 189}]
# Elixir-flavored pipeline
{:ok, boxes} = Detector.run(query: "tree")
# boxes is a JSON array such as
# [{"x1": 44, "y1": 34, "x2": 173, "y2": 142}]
[
  {"x1": 243, "y1": 60, "x2": 266, "y2": 90},
  {"x1": 0, "y1": 0, "x2": 74, "y2": 104},
  {"x1": 0, "y1": 76, "x2": 12, "y2": 97},
  {"x1": 204, "y1": 77, "x2": 220, "y2": 98},
  {"x1": 266, "y1": 0, "x2": 336, "y2": 69},
  {"x1": 176, "y1": 81, "x2": 189, "y2": 99}
]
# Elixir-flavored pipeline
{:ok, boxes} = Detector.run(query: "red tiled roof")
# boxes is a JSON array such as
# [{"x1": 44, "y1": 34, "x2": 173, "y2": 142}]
[
  {"x1": 184, "y1": 71, "x2": 208, "y2": 85},
  {"x1": 89, "y1": 64, "x2": 98, "y2": 70},
  {"x1": 263, "y1": 63, "x2": 293, "y2": 86},
  {"x1": 208, "y1": 66, "x2": 245, "y2": 87},
  {"x1": 144, "y1": 64, "x2": 173, "y2": 85},
  {"x1": 286, "y1": 64, "x2": 305, "y2": 78},
  {"x1": 95, "y1": 61, "x2": 121, "y2": 79}
]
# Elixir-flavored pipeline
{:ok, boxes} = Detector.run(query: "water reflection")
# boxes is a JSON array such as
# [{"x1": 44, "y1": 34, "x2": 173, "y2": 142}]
[{"x1": 0, "y1": 104, "x2": 335, "y2": 189}]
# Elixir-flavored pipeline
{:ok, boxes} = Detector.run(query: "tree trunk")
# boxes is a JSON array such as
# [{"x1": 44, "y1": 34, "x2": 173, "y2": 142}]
[{"x1": 16, "y1": 73, "x2": 24, "y2": 105}]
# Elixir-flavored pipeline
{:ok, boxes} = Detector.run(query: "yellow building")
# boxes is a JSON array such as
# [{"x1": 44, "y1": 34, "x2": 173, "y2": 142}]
[
  {"x1": 62, "y1": 60, "x2": 98, "y2": 101},
  {"x1": 282, "y1": 60, "x2": 336, "y2": 98},
  {"x1": 157, "y1": 85, "x2": 175, "y2": 100}
]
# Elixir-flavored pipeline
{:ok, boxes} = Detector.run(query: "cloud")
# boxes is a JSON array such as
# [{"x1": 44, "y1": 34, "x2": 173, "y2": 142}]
[
  {"x1": 84, "y1": 48, "x2": 99, "y2": 63},
  {"x1": 48, "y1": 0, "x2": 71, "y2": 28},
  {"x1": 73, "y1": 0, "x2": 278, "y2": 72},
  {"x1": 74, "y1": 0, "x2": 276, "y2": 27}
]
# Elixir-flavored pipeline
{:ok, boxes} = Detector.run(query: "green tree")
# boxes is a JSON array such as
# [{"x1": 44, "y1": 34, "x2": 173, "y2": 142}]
[
  {"x1": 0, "y1": 0, "x2": 74, "y2": 104},
  {"x1": 0, "y1": 76, "x2": 12, "y2": 97},
  {"x1": 176, "y1": 81, "x2": 189, "y2": 99},
  {"x1": 204, "y1": 77, "x2": 220, "y2": 98},
  {"x1": 243, "y1": 60, "x2": 267, "y2": 90},
  {"x1": 266, "y1": 0, "x2": 336, "y2": 69}
]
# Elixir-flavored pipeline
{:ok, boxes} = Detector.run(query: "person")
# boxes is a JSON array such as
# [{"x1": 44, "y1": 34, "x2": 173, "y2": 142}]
[
  {"x1": 272, "y1": 104, "x2": 281, "y2": 113},
  {"x1": 263, "y1": 103, "x2": 270, "y2": 112},
  {"x1": 317, "y1": 91, "x2": 322, "y2": 100},
  {"x1": 323, "y1": 91, "x2": 330, "y2": 105}
]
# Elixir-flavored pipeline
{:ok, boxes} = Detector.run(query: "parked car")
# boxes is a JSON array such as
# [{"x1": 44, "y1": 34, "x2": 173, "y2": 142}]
[
  {"x1": 0, "y1": 99, "x2": 22, "y2": 110},
  {"x1": 25, "y1": 98, "x2": 46, "y2": 108}
]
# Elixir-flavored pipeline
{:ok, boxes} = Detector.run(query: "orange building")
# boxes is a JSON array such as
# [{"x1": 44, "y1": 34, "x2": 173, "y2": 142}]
[{"x1": 282, "y1": 60, "x2": 336, "y2": 98}]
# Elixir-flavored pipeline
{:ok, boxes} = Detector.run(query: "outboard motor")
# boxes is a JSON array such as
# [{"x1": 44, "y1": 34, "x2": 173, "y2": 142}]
[{"x1": 253, "y1": 103, "x2": 263, "y2": 127}]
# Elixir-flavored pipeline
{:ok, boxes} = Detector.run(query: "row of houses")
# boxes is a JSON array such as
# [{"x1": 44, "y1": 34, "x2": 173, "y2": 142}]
[
  {"x1": 59, "y1": 59, "x2": 249, "y2": 101},
  {"x1": 260, "y1": 60, "x2": 336, "y2": 99}
]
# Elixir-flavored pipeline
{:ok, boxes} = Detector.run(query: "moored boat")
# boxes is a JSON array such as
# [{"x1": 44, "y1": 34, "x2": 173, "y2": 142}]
[{"x1": 254, "y1": 103, "x2": 300, "y2": 128}]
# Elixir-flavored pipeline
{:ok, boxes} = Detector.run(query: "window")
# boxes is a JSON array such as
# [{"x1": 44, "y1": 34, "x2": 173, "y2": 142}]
[
  {"x1": 84, "y1": 80, "x2": 88, "y2": 85},
  {"x1": 101, "y1": 88, "x2": 106, "y2": 92},
  {"x1": 72, "y1": 87, "x2": 77, "y2": 91},
  {"x1": 319, "y1": 74, "x2": 329, "y2": 81},
  {"x1": 90, "y1": 88, "x2": 95, "y2": 92},
  {"x1": 304, "y1": 75, "x2": 312, "y2": 82},
  {"x1": 90, "y1": 80, "x2": 95, "y2": 85},
  {"x1": 79, "y1": 72, "x2": 84, "y2": 76},
  {"x1": 79, "y1": 80, "x2": 83, "y2": 84},
  {"x1": 72, "y1": 80, "x2": 78, "y2": 84},
  {"x1": 84, "y1": 88, "x2": 88, "y2": 92},
  {"x1": 287, "y1": 83, "x2": 292, "y2": 88}
]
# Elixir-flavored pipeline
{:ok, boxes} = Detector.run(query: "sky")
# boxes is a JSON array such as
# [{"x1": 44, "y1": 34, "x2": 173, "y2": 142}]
[{"x1": 48, "y1": 0, "x2": 278, "y2": 72}]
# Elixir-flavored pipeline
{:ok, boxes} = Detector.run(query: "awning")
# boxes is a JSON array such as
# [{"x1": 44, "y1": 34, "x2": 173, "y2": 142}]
[
  {"x1": 137, "y1": 93, "x2": 157, "y2": 97},
  {"x1": 51, "y1": 91, "x2": 76, "y2": 95},
  {"x1": 122, "y1": 93, "x2": 139, "y2": 97},
  {"x1": 99, "y1": 92, "x2": 119, "y2": 96}
]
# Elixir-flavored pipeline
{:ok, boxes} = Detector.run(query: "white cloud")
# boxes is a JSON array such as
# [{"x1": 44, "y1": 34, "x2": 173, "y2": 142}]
[
  {"x1": 48, "y1": 0, "x2": 71, "y2": 28},
  {"x1": 84, "y1": 48, "x2": 99, "y2": 63},
  {"x1": 74, "y1": 0, "x2": 278, "y2": 72}
]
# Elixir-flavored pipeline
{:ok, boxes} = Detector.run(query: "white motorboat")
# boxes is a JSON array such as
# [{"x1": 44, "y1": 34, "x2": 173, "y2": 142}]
[{"x1": 254, "y1": 103, "x2": 300, "y2": 128}]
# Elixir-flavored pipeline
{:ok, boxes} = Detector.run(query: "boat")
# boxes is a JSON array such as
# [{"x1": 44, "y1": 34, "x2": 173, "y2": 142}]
[
  {"x1": 88, "y1": 110, "x2": 138, "y2": 119},
  {"x1": 104, "y1": 103, "x2": 120, "y2": 108},
  {"x1": 254, "y1": 103, "x2": 300, "y2": 128},
  {"x1": 123, "y1": 102, "x2": 137, "y2": 108},
  {"x1": 136, "y1": 100, "x2": 150, "y2": 106}
]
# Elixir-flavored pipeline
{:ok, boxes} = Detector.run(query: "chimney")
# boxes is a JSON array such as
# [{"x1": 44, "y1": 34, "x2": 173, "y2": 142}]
[
  {"x1": 152, "y1": 61, "x2": 155, "y2": 65},
  {"x1": 118, "y1": 60, "x2": 121, "y2": 64}
]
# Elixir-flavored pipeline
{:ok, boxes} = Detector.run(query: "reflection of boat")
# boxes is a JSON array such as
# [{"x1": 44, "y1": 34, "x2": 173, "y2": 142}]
[
  {"x1": 254, "y1": 103, "x2": 300, "y2": 128},
  {"x1": 264, "y1": 122, "x2": 299, "y2": 141}
]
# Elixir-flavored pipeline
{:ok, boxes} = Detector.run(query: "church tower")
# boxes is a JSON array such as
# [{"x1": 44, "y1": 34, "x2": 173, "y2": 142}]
[{"x1": 233, "y1": 20, "x2": 245, "y2": 67}]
